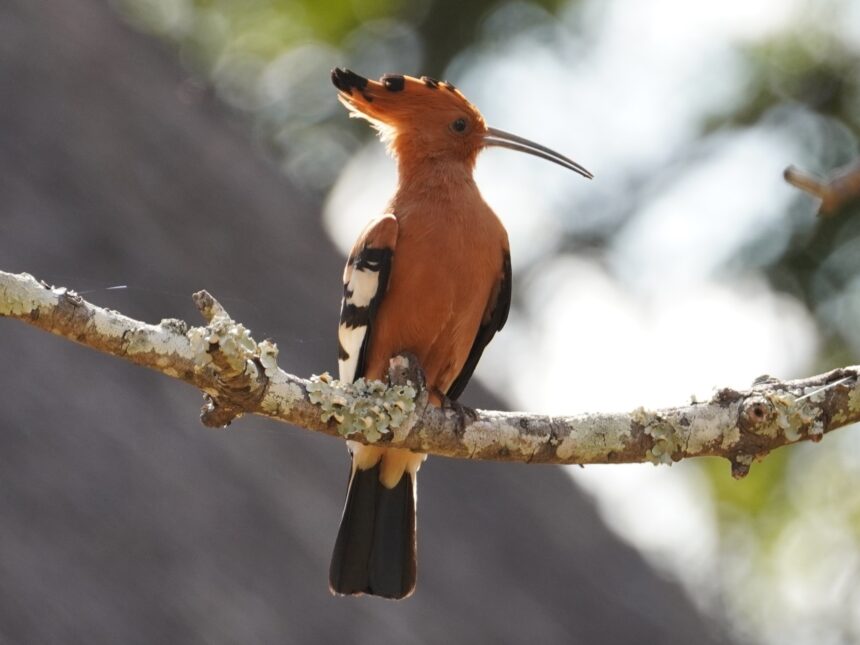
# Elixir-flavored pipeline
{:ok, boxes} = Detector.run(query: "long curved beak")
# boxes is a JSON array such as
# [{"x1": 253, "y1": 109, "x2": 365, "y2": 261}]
[{"x1": 483, "y1": 127, "x2": 593, "y2": 179}]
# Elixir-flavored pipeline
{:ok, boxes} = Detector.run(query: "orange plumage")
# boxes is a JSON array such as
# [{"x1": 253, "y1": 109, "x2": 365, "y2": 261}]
[{"x1": 328, "y1": 70, "x2": 590, "y2": 599}]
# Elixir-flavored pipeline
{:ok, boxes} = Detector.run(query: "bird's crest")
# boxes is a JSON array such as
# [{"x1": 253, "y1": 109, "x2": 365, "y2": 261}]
[
  {"x1": 331, "y1": 68, "x2": 593, "y2": 178},
  {"x1": 331, "y1": 68, "x2": 487, "y2": 161}
]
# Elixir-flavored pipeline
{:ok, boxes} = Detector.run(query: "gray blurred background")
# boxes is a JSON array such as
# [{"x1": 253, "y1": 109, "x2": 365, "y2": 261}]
[{"x1": 1, "y1": 0, "x2": 858, "y2": 643}]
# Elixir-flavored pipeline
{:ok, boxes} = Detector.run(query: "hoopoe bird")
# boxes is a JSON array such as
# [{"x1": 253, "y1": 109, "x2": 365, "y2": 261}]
[{"x1": 329, "y1": 68, "x2": 591, "y2": 599}]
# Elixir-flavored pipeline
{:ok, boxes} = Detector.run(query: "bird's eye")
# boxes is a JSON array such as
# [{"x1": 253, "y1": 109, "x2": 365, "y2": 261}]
[{"x1": 450, "y1": 118, "x2": 468, "y2": 134}]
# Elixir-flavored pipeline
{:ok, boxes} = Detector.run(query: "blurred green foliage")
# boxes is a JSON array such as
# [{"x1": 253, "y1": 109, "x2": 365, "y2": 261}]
[
  {"x1": 704, "y1": 451, "x2": 790, "y2": 519},
  {"x1": 119, "y1": 0, "x2": 567, "y2": 75},
  {"x1": 712, "y1": 37, "x2": 860, "y2": 133},
  {"x1": 114, "y1": 0, "x2": 570, "y2": 190}
]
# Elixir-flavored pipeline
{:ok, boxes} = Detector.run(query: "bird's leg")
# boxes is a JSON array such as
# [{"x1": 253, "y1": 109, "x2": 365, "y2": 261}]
[{"x1": 386, "y1": 352, "x2": 430, "y2": 444}]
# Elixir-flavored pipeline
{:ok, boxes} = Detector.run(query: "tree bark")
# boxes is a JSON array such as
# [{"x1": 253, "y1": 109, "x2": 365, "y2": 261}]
[{"x1": 4, "y1": 269, "x2": 857, "y2": 478}]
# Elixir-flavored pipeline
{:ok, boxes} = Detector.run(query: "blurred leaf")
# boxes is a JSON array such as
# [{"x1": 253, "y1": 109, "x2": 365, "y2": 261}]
[{"x1": 705, "y1": 34, "x2": 860, "y2": 134}]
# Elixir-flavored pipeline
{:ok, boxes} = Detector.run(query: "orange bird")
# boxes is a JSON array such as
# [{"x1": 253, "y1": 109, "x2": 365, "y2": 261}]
[{"x1": 328, "y1": 68, "x2": 591, "y2": 599}]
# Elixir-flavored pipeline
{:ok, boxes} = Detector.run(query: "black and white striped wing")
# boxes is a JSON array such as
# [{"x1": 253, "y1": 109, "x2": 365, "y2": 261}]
[{"x1": 338, "y1": 214, "x2": 398, "y2": 383}]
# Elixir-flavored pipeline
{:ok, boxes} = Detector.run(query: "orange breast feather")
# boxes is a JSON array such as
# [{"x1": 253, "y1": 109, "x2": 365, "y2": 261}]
[{"x1": 364, "y1": 200, "x2": 509, "y2": 401}]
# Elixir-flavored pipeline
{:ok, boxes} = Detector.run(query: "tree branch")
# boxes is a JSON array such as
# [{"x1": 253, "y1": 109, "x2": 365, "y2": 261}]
[
  {"x1": 2, "y1": 269, "x2": 859, "y2": 477},
  {"x1": 784, "y1": 159, "x2": 860, "y2": 216}
]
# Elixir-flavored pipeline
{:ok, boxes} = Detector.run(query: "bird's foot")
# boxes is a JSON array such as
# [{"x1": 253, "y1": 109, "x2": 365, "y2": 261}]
[{"x1": 439, "y1": 391, "x2": 478, "y2": 429}]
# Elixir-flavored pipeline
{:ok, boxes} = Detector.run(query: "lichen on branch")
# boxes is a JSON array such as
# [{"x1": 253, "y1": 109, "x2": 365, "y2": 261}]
[{"x1": 307, "y1": 373, "x2": 417, "y2": 443}]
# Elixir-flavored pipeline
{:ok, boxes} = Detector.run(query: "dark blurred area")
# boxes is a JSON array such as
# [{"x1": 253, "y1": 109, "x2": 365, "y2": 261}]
[{"x1": 0, "y1": 0, "x2": 733, "y2": 643}]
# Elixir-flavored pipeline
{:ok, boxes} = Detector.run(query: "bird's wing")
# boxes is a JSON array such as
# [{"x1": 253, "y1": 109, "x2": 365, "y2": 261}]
[
  {"x1": 446, "y1": 250, "x2": 512, "y2": 400},
  {"x1": 338, "y1": 213, "x2": 398, "y2": 384}
]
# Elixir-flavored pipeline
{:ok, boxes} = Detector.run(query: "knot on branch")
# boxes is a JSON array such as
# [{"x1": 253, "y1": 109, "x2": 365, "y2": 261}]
[
  {"x1": 189, "y1": 290, "x2": 273, "y2": 427},
  {"x1": 729, "y1": 453, "x2": 755, "y2": 480},
  {"x1": 740, "y1": 395, "x2": 775, "y2": 431},
  {"x1": 743, "y1": 377, "x2": 824, "y2": 443}
]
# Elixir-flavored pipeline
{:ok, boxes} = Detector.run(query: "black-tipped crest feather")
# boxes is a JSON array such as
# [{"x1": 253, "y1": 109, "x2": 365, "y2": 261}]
[{"x1": 331, "y1": 68, "x2": 369, "y2": 94}]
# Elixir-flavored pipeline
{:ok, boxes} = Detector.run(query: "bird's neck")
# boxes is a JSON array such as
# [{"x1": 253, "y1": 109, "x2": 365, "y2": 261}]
[{"x1": 393, "y1": 158, "x2": 478, "y2": 207}]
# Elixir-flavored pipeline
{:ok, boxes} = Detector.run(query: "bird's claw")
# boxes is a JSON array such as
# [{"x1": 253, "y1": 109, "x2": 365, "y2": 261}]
[{"x1": 440, "y1": 393, "x2": 477, "y2": 429}]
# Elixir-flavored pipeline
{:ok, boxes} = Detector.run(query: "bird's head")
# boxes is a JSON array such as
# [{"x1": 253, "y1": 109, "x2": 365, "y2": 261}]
[{"x1": 331, "y1": 68, "x2": 591, "y2": 179}]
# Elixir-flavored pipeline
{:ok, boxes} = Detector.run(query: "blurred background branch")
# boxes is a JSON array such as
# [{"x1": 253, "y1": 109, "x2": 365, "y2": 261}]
[{"x1": 785, "y1": 159, "x2": 860, "y2": 215}]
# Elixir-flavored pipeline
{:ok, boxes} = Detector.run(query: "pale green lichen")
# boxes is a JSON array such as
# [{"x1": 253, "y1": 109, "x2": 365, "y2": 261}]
[
  {"x1": 554, "y1": 414, "x2": 632, "y2": 462},
  {"x1": 630, "y1": 406, "x2": 653, "y2": 427},
  {"x1": 721, "y1": 425, "x2": 741, "y2": 450},
  {"x1": 260, "y1": 372, "x2": 304, "y2": 417},
  {"x1": 803, "y1": 386, "x2": 826, "y2": 404},
  {"x1": 207, "y1": 320, "x2": 255, "y2": 373},
  {"x1": 3, "y1": 290, "x2": 38, "y2": 316},
  {"x1": 258, "y1": 339, "x2": 279, "y2": 377},
  {"x1": 850, "y1": 382, "x2": 860, "y2": 415},
  {"x1": 186, "y1": 317, "x2": 260, "y2": 373},
  {"x1": 809, "y1": 419, "x2": 825, "y2": 437},
  {"x1": 462, "y1": 419, "x2": 545, "y2": 459},
  {"x1": 0, "y1": 273, "x2": 45, "y2": 317},
  {"x1": 186, "y1": 327, "x2": 213, "y2": 367},
  {"x1": 684, "y1": 405, "x2": 735, "y2": 454},
  {"x1": 770, "y1": 391, "x2": 818, "y2": 442},
  {"x1": 831, "y1": 380, "x2": 858, "y2": 425},
  {"x1": 731, "y1": 453, "x2": 755, "y2": 479},
  {"x1": 306, "y1": 373, "x2": 416, "y2": 443},
  {"x1": 159, "y1": 318, "x2": 188, "y2": 335},
  {"x1": 645, "y1": 422, "x2": 679, "y2": 465},
  {"x1": 735, "y1": 453, "x2": 754, "y2": 467},
  {"x1": 124, "y1": 328, "x2": 154, "y2": 355},
  {"x1": 633, "y1": 407, "x2": 679, "y2": 465}
]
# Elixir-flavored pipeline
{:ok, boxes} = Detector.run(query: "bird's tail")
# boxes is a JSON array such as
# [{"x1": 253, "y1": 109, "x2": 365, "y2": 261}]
[{"x1": 329, "y1": 448, "x2": 418, "y2": 599}]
